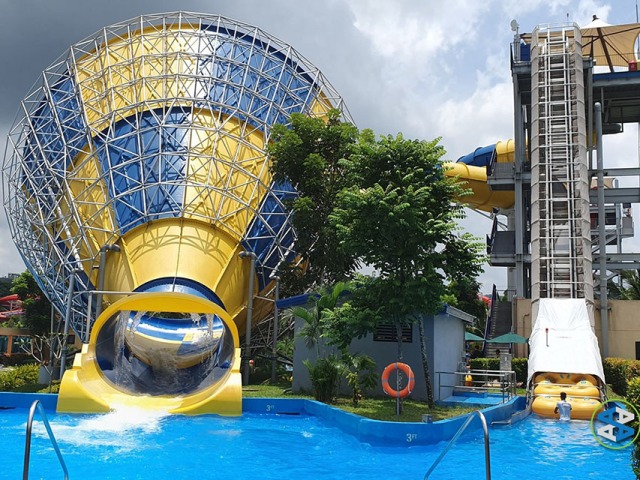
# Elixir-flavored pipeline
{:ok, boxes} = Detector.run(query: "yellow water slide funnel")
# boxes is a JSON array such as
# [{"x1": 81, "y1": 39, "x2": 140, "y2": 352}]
[{"x1": 4, "y1": 13, "x2": 349, "y2": 414}]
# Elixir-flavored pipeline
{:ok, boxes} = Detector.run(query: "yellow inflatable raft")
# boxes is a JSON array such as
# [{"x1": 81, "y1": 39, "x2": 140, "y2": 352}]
[{"x1": 532, "y1": 372, "x2": 603, "y2": 420}]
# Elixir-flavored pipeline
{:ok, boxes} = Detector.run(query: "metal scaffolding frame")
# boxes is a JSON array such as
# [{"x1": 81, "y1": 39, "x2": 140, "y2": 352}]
[{"x1": 2, "y1": 12, "x2": 350, "y2": 340}]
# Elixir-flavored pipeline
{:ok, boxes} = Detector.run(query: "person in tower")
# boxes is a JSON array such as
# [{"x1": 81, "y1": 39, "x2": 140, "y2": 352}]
[{"x1": 554, "y1": 391, "x2": 572, "y2": 421}]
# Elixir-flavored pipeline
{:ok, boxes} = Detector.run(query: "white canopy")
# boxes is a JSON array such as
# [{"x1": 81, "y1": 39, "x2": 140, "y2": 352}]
[
  {"x1": 527, "y1": 298, "x2": 605, "y2": 385},
  {"x1": 520, "y1": 20, "x2": 640, "y2": 72},
  {"x1": 581, "y1": 20, "x2": 640, "y2": 71}
]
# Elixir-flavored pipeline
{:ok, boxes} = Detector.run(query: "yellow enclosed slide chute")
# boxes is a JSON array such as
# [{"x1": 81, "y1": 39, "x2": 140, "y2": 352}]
[{"x1": 443, "y1": 140, "x2": 516, "y2": 212}]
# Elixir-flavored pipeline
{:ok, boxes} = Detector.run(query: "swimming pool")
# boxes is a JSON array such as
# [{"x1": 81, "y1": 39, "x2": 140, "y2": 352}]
[{"x1": 1, "y1": 407, "x2": 633, "y2": 479}]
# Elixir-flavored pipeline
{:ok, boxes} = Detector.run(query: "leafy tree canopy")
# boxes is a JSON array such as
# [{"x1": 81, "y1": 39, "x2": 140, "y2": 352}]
[
  {"x1": 608, "y1": 270, "x2": 640, "y2": 300},
  {"x1": 269, "y1": 110, "x2": 360, "y2": 291},
  {"x1": 0, "y1": 277, "x2": 14, "y2": 298},
  {"x1": 11, "y1": 270, "x2": 52, "y2": 335},
  {"x1": 330, "y1": 133, "x2": 485, "y2": 322}
]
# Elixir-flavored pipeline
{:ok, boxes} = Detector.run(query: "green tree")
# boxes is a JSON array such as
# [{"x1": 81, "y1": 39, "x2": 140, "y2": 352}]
[
  {"x1": 291, "y1": 281, "x2": 351, "y2": 357},
  {"x1": 271, "y1": 118, "x2": 486, "y2": 408},
  {"x1": 342, "y1": 352, "x2": 378, "y2": 406},
  {"x1": 0, "y1": 277, "x2": 14, "y2": 298},
  {"x1": 330, "y1": 133, "x2": 485, "y2": 406},
  {"x1": 608, "y1": 270, "x2": 640, "y2": 299},
  {"x1": 269, "y1": 110, "x2": 359, "y2": 292},
  {"x1": 447, "y1": 278, "x2": 488, "y2": 322},
  {"x1": 11, "y1": 271, "x2": 52, "y2": 335}
]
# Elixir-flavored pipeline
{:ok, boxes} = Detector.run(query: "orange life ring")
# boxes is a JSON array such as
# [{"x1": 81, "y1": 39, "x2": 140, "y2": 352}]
[{"x1": 381, "y1": 362, "x2": 415, "y2": 398}]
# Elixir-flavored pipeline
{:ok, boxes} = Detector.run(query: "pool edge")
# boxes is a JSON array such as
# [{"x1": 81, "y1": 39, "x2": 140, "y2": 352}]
[{"x1": 0, "y1": 392, "x2": 526, "y2": 446}]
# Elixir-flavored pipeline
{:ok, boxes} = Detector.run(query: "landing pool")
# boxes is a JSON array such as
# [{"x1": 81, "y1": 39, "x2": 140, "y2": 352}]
[{"x1": 0, "y1": 405, "x2": 633, "y2": 479}]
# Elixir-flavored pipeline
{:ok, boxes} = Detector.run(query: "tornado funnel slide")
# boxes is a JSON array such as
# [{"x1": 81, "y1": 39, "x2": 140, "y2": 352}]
[{"x1": 3, "y1": 13, "x2": 349, "y2": 415}]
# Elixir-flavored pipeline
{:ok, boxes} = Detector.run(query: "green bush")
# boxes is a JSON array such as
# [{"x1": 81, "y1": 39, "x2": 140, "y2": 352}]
[
  {"x1": 603, "y1": 358, "x2": 640, "y2": 396},
  {"x1": 304, "y1": 356, "x2": 343, "y2": 404},
  {"x1": 511, "y1": 358, "x2": 528, "y2": 384},
  {"x1": 629, "y1": 377, "x2": 640, "y2": 479},
  {"x1": 469, "y1": 358, "x2": 499, "y2": 371},
  {"x1": 468, "y1": 357, "x2": 528, "y2": 385},
  {"x1": 627, "y1": 377, "x2": 640, "y2": 408},
  {"x1": 0, "y1": 364, "x2": 39, "y2": 390}
]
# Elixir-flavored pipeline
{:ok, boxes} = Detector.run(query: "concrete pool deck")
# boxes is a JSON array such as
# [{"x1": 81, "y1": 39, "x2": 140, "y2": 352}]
[{"x1": 438, "y1": 391, "x2": 514, "y2": 407}]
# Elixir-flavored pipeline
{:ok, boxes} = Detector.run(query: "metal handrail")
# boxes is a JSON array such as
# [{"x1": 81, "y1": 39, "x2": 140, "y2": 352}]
[
  {"x1": 23, "y1": 400, "x2": 69, "y2": 480},
  {"x1": 424, "y1": 410, "x2": 491, "y2": 480},
  {"x1": 437, "y1": 370, "x2": 517, "y2": 403}
]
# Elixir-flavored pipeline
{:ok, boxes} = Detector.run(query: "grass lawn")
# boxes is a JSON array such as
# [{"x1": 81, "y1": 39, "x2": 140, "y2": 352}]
[
  {"x1": 243, "y1": 382, "x2": 480, "y2": 422},
  {"x1": 18, "y1": 380, "x2": 480, "y2": 422}
]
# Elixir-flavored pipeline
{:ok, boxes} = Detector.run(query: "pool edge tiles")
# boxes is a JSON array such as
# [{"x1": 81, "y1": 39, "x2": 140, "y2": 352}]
[
  {"x1": 246, "y1": 396, "x2": 527, "y2": 446},
  {"x1": 0, "y1": 392, "x2": 526, "y2": 446},
  {"x1": 0, "y1": 392, "x2": 58, "y2": 411}
]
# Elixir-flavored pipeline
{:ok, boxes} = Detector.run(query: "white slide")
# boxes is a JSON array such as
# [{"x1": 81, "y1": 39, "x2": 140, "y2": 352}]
[{"x1": 528, "y1": 299, "x2": 606, "y2": 420}]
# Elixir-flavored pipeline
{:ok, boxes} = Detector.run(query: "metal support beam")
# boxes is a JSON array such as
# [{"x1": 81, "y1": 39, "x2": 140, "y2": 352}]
[
  {"x1": 271, "y1": 276, "x2": 280, "y2": 384},
  {"x1": 59, "y1": 274, "x2": 76, "y2": 379},
  {"x1": 239, "y1": 251, "x2": 257, "y2": 386},
  {"x1": 95, "y1": 243, "x2": 121, "y2": 318},
  {"x1": 596, "y1": 102, "x2": 609, "y2": 358},
  {"x1": 589, "y1": 188, "x2": 640, "y2": 204}
]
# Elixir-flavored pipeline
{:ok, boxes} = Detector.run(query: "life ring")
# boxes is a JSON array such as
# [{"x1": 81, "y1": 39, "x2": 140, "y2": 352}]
[{"x1": 382, "y1": 362, "x2": 415, "y2": 398}]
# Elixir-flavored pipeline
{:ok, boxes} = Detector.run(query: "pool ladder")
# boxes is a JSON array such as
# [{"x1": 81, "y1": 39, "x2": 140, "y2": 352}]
[
  {"x1": 23, "y1": 400, "x2": 69, "y2": 480},
  {"x1": 424, "y1": 410, "x2": 491, "y2": 479}
]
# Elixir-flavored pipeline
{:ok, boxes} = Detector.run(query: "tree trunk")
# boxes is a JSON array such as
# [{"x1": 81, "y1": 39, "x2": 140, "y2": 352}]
[
  {"x1": 395, "y1": 320, "x2": 403, "y2": 415},
  {"x1": 418, "y1": 317, "x2": 434, "y2": 407}
]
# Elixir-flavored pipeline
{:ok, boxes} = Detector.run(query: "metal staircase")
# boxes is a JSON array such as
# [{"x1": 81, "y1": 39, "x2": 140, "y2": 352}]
[{"x1": 530, "y1": 24, "x2": 593, "y2": 304}]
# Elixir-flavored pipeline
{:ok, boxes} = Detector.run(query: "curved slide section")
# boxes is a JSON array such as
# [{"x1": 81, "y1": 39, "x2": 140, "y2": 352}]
[
  {"x1": 58, "y1": 292, "x2": 242, "y2": 414},
  {"x1": 443, "y1": 140, "x2": 515, "y2": 212}
]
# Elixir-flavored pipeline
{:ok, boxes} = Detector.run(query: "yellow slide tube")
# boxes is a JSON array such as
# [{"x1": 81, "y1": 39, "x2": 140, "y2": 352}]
[
  {"x1": 443, "y1": 162, "x2": 515, "y2": 212},
  {"x1": 58, "y1": 292, "x2": 242, "y2": 415}
]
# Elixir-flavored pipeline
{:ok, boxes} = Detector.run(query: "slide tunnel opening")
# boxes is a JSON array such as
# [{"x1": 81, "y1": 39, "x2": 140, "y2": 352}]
[{"x1": 95, "y1": 308, "x2": 236, "y2": 396}]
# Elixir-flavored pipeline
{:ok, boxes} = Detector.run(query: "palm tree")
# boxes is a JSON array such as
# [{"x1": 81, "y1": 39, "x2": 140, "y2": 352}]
[
  {"x1": 608, "y1": 270, "x2": 640, "y2": 300},
  {"x1": 290, "y1": 281, "x2": 351, "y2": 357}
]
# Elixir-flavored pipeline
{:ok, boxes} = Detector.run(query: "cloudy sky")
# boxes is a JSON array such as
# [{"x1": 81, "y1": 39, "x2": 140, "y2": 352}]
[{"x1": 1, "y1": 0, "x2": 639, "y2": 294}]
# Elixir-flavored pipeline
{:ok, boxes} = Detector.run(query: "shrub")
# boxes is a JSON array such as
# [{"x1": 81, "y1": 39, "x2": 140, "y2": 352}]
[
  {"x1": 342, "y1": 353, "x2": 378, "y2": 406},
  {"x1": 627, "y1": 377, "x2": 640, "y2": 408},
  {"x1": 304, "y1": 355, "x2": 343, "y2": 404},
  {"x1": 629, "y1": 377, "x2": 640, "y2": 479},
  {"x1": 0, "y1": 363, "x2": 39, "y2": 390},
  {"x1": 469, "y1": 358, "x2": 499, "y2": 371},
  {"x1": 468, "y1": 357, "x2": 528, "y2": 385},
  {"x1": 511, "y1": 358, "x2": 528, "y2": 384},
  {"x1": 603, "y1": 358, "x2": 640, "y2": 396}
]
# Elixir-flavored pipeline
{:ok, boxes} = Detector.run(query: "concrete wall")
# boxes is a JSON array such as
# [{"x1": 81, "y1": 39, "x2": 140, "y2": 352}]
[
  {"x1": 512, "y1": 298, "x2": 640, "y2": 360},
  {"x1": 292, "y1": 313, "x2": 467, "y2": 401}
]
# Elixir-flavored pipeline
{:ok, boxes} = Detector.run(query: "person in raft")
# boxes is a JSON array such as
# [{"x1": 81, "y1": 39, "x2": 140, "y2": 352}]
[{"x1": 554, "y1": 391, "x2": 572, "y2": 421}]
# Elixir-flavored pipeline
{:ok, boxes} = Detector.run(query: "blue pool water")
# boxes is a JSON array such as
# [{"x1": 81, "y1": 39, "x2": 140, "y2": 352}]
[{"x1": 0, "y1": 408, "x2": 633, "y2": 479}]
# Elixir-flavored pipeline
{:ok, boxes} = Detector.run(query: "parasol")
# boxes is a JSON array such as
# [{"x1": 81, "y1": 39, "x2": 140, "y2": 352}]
[{"x1": 581, "y1": 16, "x2": 640, "y2": 72}]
